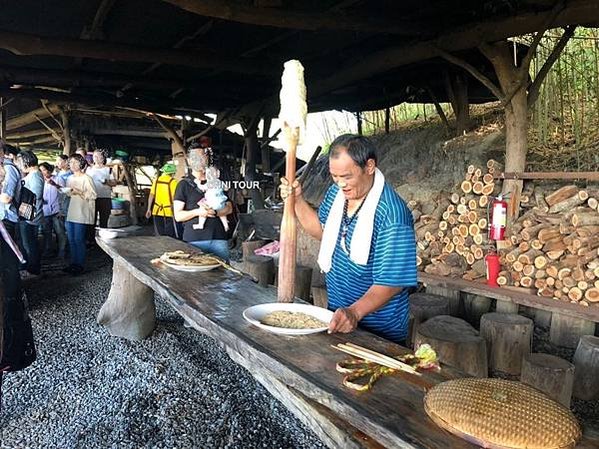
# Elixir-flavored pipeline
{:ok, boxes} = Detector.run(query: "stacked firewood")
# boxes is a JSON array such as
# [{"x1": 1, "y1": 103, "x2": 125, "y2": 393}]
[
  {"x1": 410, "y1": 161, "x2": 599, "y2": 306},
  {"x1": 411, "y1": 159, "x2": 501, "y2": 281},
  {"x1": 497, "y1": 184, "x2": 599, "y2": 305}
]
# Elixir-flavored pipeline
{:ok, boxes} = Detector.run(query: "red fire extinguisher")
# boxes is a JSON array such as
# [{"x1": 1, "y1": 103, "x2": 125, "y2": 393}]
[
  {"x1": 488, "y1": 194, "x2": 508, "y2": 241},
  {"x1": 485, "y1": 251, "x2": 501, "y2": 287}
]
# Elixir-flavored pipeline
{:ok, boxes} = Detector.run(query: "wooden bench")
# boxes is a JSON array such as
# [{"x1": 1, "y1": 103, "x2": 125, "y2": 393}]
[{"x1": 96, "y1": 236, "x2": 599, "y2": 449}]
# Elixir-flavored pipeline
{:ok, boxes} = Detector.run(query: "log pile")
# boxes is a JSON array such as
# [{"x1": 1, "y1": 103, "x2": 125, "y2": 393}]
[
  {"x1": 411, "y1": 160, "x2": 501, "y2": 281},
  {"x1": 411, "y1": 161, "x2": 599, "y2": 308}
]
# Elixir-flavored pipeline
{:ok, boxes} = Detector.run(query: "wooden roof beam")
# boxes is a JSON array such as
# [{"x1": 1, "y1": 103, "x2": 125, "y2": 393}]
[
  {"x1": 230, "y1": 0, "x2": 599, "y2": 120},
  {"x1": 0, "y1": 30, "x2": 272, "y2": 75},
  {"x1": 160, "y1": 0, "x2": 426, "y2": 36}
]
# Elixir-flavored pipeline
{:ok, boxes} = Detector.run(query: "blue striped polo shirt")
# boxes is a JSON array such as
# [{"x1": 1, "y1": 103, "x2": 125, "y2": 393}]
[{"x1": 318, "y1": 183, "x2": 417, "y2": 343}]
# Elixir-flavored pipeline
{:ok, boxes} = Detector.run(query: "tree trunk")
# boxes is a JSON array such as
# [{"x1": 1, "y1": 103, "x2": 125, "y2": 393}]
[
  {"x1": 244, "y1": 126, "x2": 265, "y2": 210},
  {"x1": 572, "y1": 335, "x2": 599, "y2": 400},
  {"x1": 97, "y1": 259, "x2": 156, "y2": 340},
  {"x1": 520, "y1": 353, "x2": 574, "y2": 408},
  {"x1": 59, "y1": 108, "x2": 72, "y2": 155}
]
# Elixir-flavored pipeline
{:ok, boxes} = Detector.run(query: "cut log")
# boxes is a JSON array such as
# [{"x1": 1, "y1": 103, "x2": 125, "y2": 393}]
[
  {"x1": 460, "y1": 180, "x2": 472, "y2": 194},
  {"x1": 517, "y1": 249, "x2": 542, "y2": 265},
  {"x1": 530, "y1": 239, "x2": 543, "y2": 250},
  {"x1": 548, "y1": 190, "x2": 588, "y2": 214},
  {"x1": 473, "y1": 234, "x2": 484, "y2": 245},
  {"x1": 587, "y1": 197, "x2": 598, "y2": 210},
  {"x1": 545, "y1": 185, "x2": 579, "y2": 207},
  {"x1": 572, "y1": 211, "x2": 599, "y2": 227},
  {"x1": 534, "y1": 255, "x2": 547, "y2": 270},
  {"x1": 542, "y1": 238, "x2": 567, "y2": 253},
  {"x1": 472, "y1": 181, "x2": 484, "y2": 195},
  {"x1": 97, "y1": 259, "x2": 156, "y2": 340},
  {"x1": 537, "y1": 227, "x2": 561, "y2": 243},
  {"x1": 462, "y1": 293, "x2": 492, "y2": 329},
  {"x1": 243, "y1": 255, "x2": 275, "y2": 286},
  {"x1": 520, "y1": 276, "x2": 533, "y2": 288},
  {"x1": 521, "y1": 223, "x2": 551, "y2": 241},
  {"x1": 408, "y1": 293, "x2": 450, "y2": 346},
  {"x1": 481, "y1": 183, "x2": 495, "y2": 196},
  {"x1": 415, "y1": 315, "x2": 487, "y2": 378},
  {"x1": 480, "y1": 312, "x2": 533, "y2": 376},
  {"x1": 495, "y1": 299, "x2": 519, "y2": 314},
  {"x1": 520, "y1": 353, "x2": 575, "y2": 408},
  {"x1": 567, "y1": 287, "x2": 583, "y2": 302},
  {"x1": 486, "y1": 159, "x2": 502, "y2": 173},
  {"x1": 242, "y1": 240, "x2": 267, "y2": 259},
  {"x1": 584, "y1": 287, "x2": 599, "y2": 302},
  {"x1": 533, "y1": 188, "x2": 549, "y2": 212},
  {"x1": 450, "y1": 192, "x2": 460, "y2": 204},
  {"x1": 572, "y1": 335, "x2": 599, "y2": 400},
  {"x1": 549, "y1": 313, "x2": 596, "y2": 348},
  {"x1": 497, "y1": 271, "x2": 510, "y2": 287}
]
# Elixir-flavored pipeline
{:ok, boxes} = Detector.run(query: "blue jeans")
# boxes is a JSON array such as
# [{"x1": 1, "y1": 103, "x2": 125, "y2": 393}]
[
  {"x1": 42, "y1": 214, "x2": 67, "y2": 258},
  {"x1": 19, "y1": 221, "x2": 41, "y2": 275},
  {"x1": 189, "y1": 239, "x2": 230, "y2": 263},
  {"x1": 65, "y1": 221, "x2": 87, "y2": 268}
]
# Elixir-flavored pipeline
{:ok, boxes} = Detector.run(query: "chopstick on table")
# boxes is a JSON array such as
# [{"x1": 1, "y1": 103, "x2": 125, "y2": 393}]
[{"x1": 332, "y1": 342, "x2": 421, "y2": 376}]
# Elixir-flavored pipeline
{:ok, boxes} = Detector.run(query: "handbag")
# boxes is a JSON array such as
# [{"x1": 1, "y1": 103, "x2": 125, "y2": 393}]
[
  {"x1": 0, "y1": 292, "x2": 37, "y2": 373},
  {"x1": 17, "y1": 181, "x2": 37, "y2": 222}
]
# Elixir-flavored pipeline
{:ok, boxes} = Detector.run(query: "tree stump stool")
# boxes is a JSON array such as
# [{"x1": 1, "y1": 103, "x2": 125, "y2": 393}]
[
  {"x1": 549, "y1": 313, "x2": 596, "y2": 349},
  {"x1": 242, "y1": 240, "x2": 267, "y2": 260},
  {"x1": 97, "y1": 259, "x2": 156, "y2": 340},
  {"x1": 243, "y1": 255, "x2": 275, "y2": 286},
  {"x1": 274, "y1": 262, "x2": 313, "y2": 302},
  {"x1": 425, "y1": 285, "x2": 461, "y2": 316},
  {"x1": 415, "y1": 315, "x2": 488, "y2": 378},
  {"x1": 495, "y1": 299, "x2": 519, "y2": 314},
  {"x1": 462, "y1": 293, "x2": 491, "y2": 328},
  {"x1": 408, "y1": 293, "x2": 450, "y2": 346},
  {"x1": 480, "y1": 312, "x2": 533, "y2": 376},
  {"x1": 572, "y1": 335, "x2": 599, "y2": 400},
  {"x1": 520, "y1": 353, "x2": 575, "y2": 408}
]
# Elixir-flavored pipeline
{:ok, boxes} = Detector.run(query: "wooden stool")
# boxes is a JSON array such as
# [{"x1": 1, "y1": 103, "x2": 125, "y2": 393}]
[
  {"x1": 462, "y1": 293, "x2": 491, "y2": 328},
  {"x1": 425, "y1": 285, "x2": 461, "y2": 316},
  {"x1": 520, "y1": 353, "x2": 575, "y2": 408},
  {"x1": 572, "y1": 335, "x2": 599, "y2": 400},
  {"x1": 408, "y1": 293, "x2": 450, "y2": 345},
  {"x1": 415, "y1": 315, "x2": 488, "y2": 378},
  {"x1": 549, "y1": 313, "x2": 596, "y2": 349},
  {"x1": 274, "y1": 262, "x2": 313, "y2": 302},
  {"x1": 242, "y1": 239, "x2": 267, "y2": 260},
  {"x1": 495, "y1": 299, "x2": 518, "y2": 314},
  {"x1": 480, "y1": 312, "x2": 533, "y2": 376},
  {"x1": 243, "y1": 255, "x2": 275, "y2": 286}
]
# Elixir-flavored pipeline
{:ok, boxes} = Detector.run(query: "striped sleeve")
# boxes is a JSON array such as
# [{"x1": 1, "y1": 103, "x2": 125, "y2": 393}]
[
  {"x1": 317, "y1": 185, "x2": 337, "y2": 225},
  {"x1": 373, "y1": 223, "x2": 417, "y2": 287}
]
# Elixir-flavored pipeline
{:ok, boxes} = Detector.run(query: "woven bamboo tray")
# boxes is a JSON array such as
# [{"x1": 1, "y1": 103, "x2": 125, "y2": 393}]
[{"x1": 424, "y1": 378, "x2": 581, "y2": 449}]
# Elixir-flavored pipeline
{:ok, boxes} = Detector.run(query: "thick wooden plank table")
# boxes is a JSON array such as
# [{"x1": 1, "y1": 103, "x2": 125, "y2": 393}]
[{"x1": 97, "y1": 236, "x2": 598, "y2": 449}]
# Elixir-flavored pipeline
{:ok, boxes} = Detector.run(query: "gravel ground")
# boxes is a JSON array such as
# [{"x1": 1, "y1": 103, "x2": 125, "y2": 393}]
[{"x1": 0, "y1": 248, "x2": 325, "y2": 449}]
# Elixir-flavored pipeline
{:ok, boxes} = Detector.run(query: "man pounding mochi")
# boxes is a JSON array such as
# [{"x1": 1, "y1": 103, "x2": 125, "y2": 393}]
[{"x1": 280, "y1": 134, "x2": 417, "y2": 344}]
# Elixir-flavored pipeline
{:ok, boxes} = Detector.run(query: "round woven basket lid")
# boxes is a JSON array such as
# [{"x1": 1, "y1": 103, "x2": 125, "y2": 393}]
[{"x1": 424, "y1": 378, "x2": 581, "y2": 449}]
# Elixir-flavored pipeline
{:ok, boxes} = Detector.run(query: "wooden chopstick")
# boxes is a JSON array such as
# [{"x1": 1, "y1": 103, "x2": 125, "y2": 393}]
[{"x1": 332, "y1": 343, "x2": 420, "y2": 375}]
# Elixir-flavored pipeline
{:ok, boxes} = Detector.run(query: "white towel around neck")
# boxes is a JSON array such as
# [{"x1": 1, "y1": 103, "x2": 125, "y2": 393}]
[{"x1": 317, "y1": 168, "x2": 385, "y2": 273}]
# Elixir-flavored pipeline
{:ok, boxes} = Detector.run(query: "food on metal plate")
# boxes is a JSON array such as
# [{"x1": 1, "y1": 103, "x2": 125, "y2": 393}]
[
  {"x1": 159, "y1": 250, "x2": 222, "y2": 266},
  {"x1": 261, "y1": 311, "x2": 328, "y2": 329}
]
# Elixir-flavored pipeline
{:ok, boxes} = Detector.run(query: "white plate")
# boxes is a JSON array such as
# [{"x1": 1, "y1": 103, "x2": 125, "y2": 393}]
[
  {"x1": 243, "y1": 303, "x2": 333, "y2": 335},
  {"x1": 161, "y1": 260, "x2": 221, "y2": 272}
]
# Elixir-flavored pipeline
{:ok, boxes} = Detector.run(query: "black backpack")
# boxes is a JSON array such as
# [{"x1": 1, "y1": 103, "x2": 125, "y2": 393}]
[
  {"x1": 0, "y1": 292, "x2": 37, "y2": 373},
  {"x1": 17, "y1": 181, "x2": 37, "y2": 222}
]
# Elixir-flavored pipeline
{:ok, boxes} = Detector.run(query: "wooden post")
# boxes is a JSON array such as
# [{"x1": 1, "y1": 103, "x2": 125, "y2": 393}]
[
  {"x1": 415, "y1": 315, "x2": 488, "y2": 378},
  {"x1": 356, "y1": 111, "x2": 362, "y2": 135},
  {"x1": 311, "y1": 285, "x2": 328, "y2": 308},
  {"x1": 295, "y1": 265, "x2": 313, "y2": 302},
  {"x1": 261, "y1": 116, "x2": 272, "y2": 173},
  {"x1": 534, "y1": 309, "x2": 552, "y2": 328},
  {"x1": 59, "y1": 107, "x2": 72, "y2": 155},
  {"x1": 520, "y1": 353, "x2": 574, "y2": 408},
  {"x1": 572, "y1": 335, "x2": 599, "y2": 401},
  {"x1": 97, "y1": 259, "x2": 156, "y2": 340},
  {"x1": 549, "y1": 313, "x2": 596, "y2": 349},
  {"x1": 244, "y1": 120, "x2": 265, "y2": 210},
  {"x1": 408, "y1": 293, "x2": 450, "y2": 346},
  {"x1": 480, "y1": 312, "x2": 533, "y2": 376},
  {"x1": 384, "y1": 107, "x2": 390, "y2": 134},
  {"x1": 0, "y1": 97, "x2": 7, "y2": 139},
  {"x1": 425, "y1": 285, "x2": 462, "y2": 316},
  {"x1": 243, "y1": 255, "x2": 275, "y2": 287}
]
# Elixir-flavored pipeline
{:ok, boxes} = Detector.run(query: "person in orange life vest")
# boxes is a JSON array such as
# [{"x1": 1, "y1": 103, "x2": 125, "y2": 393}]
[{"x1": 146, "y1": 163, "x2": 182, "y2": 239}]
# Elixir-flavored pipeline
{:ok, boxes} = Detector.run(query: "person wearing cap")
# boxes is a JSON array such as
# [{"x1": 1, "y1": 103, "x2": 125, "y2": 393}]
[{"x1": 146, "y1": 162, "x2": 182, "y2": 239}]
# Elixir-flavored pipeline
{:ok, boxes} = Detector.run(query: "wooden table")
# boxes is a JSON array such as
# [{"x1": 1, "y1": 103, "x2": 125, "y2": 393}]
[{"x1": 96, "y1": 236, "x2": 598, "y2": 449}]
